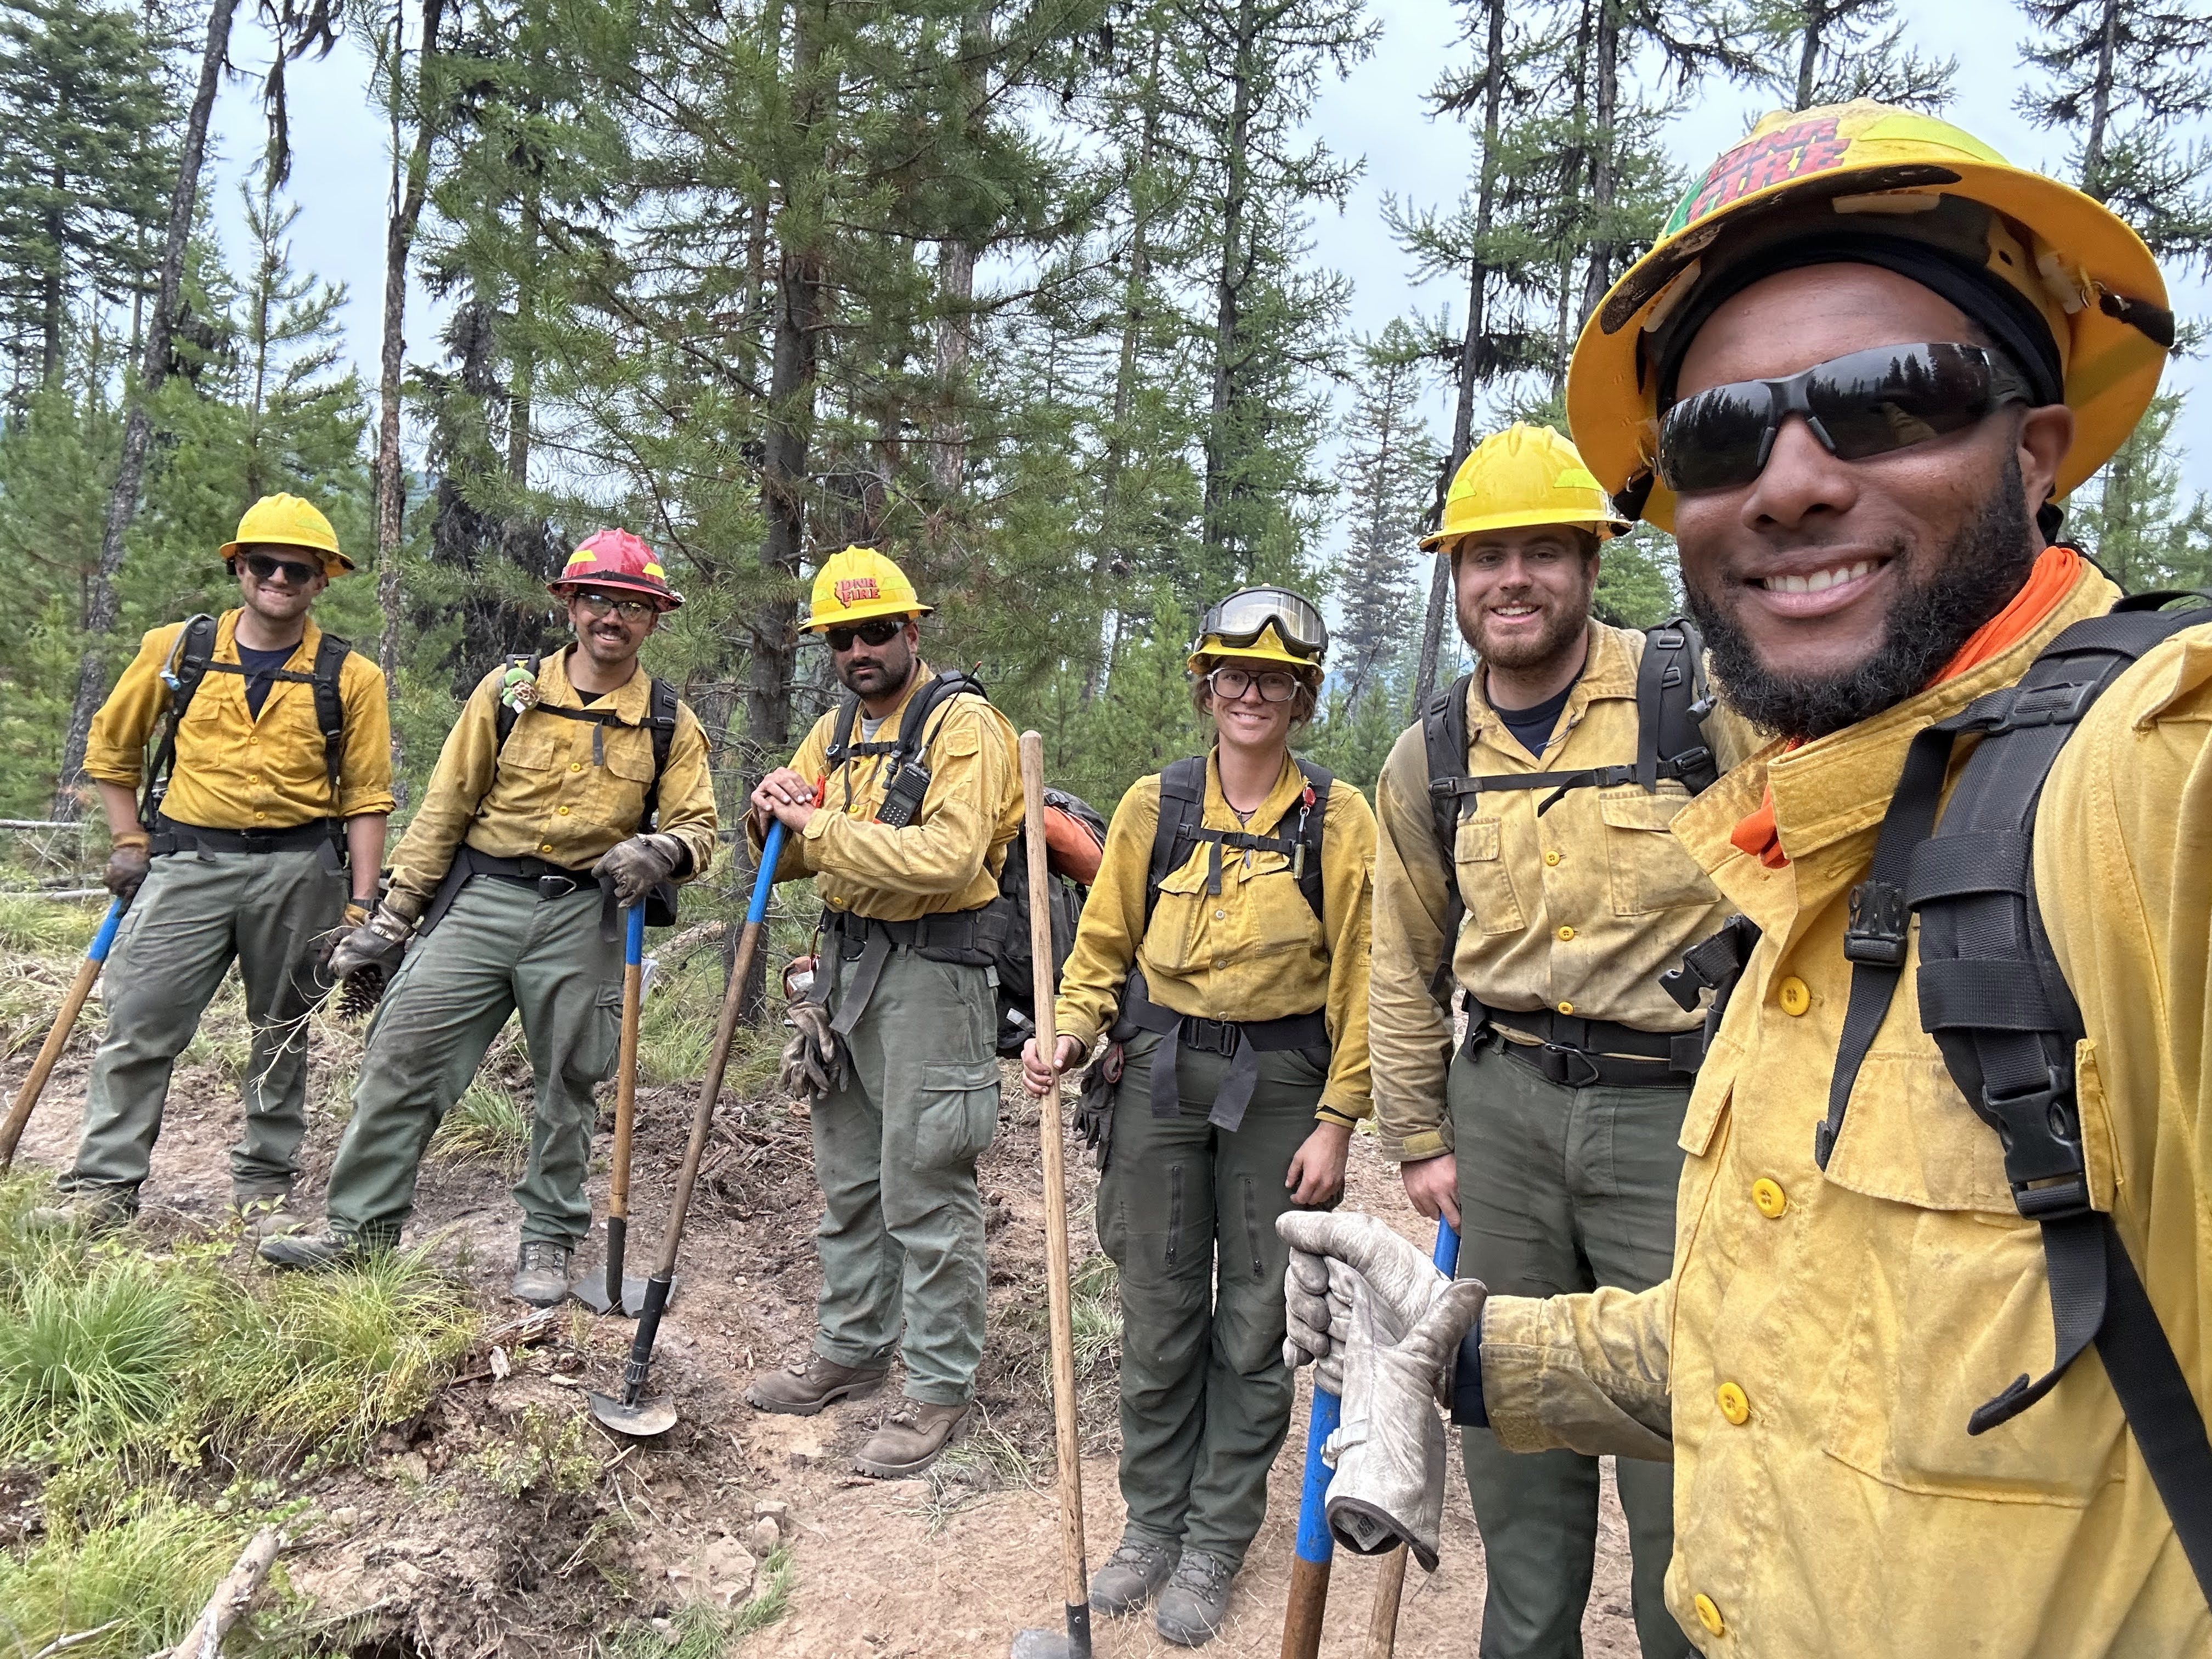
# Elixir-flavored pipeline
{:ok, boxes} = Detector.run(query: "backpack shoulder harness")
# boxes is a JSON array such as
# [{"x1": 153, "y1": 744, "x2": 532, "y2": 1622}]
[
  {"x1": 143, "y1": 613, "x2": 354, "y2": 869},
  {"x1": 1814, "y1": 590, "x2": 2212, "y2": 1598}
]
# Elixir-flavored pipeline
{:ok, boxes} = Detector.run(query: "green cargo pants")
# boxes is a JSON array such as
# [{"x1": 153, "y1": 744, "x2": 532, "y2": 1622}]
[
  {"x1": 65, "y1": 845, "x2": 342, "y2": 1201},
  {"x1": 1451, "y1": 1034, "x2": 1695, "y2": 1659},
  {"x1": 810, "y1": 945, "x2": 1000, "y2": 1407},
  {"x1": 1096, "y1": 1028, "x2": 1328, "y2": 1570},
  {"x1": 323, "y1": 875, "x2": 623, "y2": 1248}
]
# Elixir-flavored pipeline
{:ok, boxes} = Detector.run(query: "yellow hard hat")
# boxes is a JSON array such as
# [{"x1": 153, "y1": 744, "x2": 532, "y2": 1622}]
[
  {"x1": 1567, "y1": 100, "x2": 2171, "y2": 532},
  {"x1": 805, "y1": 545, "x2": 931, "y2": 631},
  {"x1": 1187, "y1": 588, "x2": 1328, "y2": 679},
  {"x1": 1421, "y1": 424, "x2": 1629, "y2": 551},
  {"x1": 218, "y1": 493, "x2": 350, "y2": 574}
]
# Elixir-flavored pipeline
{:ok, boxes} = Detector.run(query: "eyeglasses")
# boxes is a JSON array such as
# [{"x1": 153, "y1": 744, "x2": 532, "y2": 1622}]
[
  {"x1": 825, "y1": 618, "x2": 904, "y2": 652},
  {"x1": 1196, "y1": 587, "x2": 1328, "y2": 660},
  {"x1": 241, "y1": 551, "x2": 321, "y2": 586},
  {"x1": 1656, "y1": 342, "x2": 2034, "y2": 496},
  {"x1": 574, "y1": 590, "x2": 657, "y2": 622},
  {"x1": 1204, "y1": 665, "x2": 1302, "y2": 704}
]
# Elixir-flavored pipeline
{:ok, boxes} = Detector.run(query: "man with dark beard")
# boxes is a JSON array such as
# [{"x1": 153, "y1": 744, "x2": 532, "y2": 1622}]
[
  {"x1": 742, "y1": 545, "x2": 1023, "y2": 1482},
  {"x1": 1367, "y1": 422, "x2": 1752, "y2": 1658},
  {"x1": 1281, "y1": 102, "x2": 2200, "y2": 1656}
]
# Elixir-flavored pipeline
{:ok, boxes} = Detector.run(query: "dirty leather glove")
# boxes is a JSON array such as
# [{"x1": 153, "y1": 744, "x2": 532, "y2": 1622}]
[
  {"x1": 592, "y1": 832, "x2": 686, "y2": 907},
  {"x1": 328, "y1": 904, "x2": 413, "y2": 981},
  {"x1": 104, "y1": 840, "x2": 150, "y2": 900},
  {"x1": 778, "y1": 999, "x2": 850, "y2": 1102},
  {"x1": 1280, "y1": 1211, "x2": 1453, "y2": 1381},
  {"x1": 1322, "y1": 1274, "x2": 1488, "y2": 1572}
]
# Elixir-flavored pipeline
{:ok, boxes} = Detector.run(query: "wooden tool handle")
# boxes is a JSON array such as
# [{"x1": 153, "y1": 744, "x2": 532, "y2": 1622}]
[
  {"x1": 607, "y1": 906, "x2": 647, "y2": 1220},
  {"x1": 1023, "y1": 731, "x2": 1090, "y2": 1622},
  {"x1": 1, "y1": 956, "x2": 103, "y2": 1167}
]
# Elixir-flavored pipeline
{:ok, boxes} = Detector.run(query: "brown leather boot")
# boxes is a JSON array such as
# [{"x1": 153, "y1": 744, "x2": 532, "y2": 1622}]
[
  {"x1": 745, "y1": 1353, "x2": 890, "y2": 1416},
  {"x1": 854, "y1": 1400, "x2": 968, "y2": 1478}
]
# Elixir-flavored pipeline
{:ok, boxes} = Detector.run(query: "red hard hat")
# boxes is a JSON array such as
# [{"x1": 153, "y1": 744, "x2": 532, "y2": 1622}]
[{"x1": 549, "y1": 528, "x2": 684, "y2": 610}]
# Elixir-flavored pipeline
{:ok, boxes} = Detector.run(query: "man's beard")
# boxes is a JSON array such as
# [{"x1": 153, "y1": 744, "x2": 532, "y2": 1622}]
[
  {"x1": 1688, "y1": 460, "x2": 2040, "y2": 743},
  {"x1": 1460, "y1": 579, "x2": 1593, "y2": 674}
]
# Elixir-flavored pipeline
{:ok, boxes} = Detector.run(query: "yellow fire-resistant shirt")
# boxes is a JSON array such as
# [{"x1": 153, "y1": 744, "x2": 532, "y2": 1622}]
[
  {"x1": 84, "y1": 610, "x2": 396, "y2": 828},
  {"x1": 1053, "y1": 752, "x2": 1375, "y2": 1125},
  {"x1": 1369, "y1": 621, "x2": 1756, "y2": 1161},
  {"x1": 1476, "y1": 566, "x2": 2212, "y2": 1656},
  {"x1": 754, "y1": 665, "x2": 1023, "y2": 921},
  {"x1": 388, "y1": 647, "x2": 719, "y2": 910}
]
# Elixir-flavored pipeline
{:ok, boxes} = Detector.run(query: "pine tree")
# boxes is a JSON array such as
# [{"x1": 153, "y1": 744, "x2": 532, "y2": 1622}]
[
  {"x1": 1331, "y1": 320, "x2": 1436, "y2": 710},
  {"x1": 1754, "y1": 0, "x2": 1955, "y2": 111},
  {"x1": 2065, "y1": 389, "x2": 2211, "y2": 592}
]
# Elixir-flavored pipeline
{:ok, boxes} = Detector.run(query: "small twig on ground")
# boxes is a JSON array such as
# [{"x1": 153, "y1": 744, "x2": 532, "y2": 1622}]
[{"x1": 28, "y1": 1622, "x2": 121, "y2": 1658}]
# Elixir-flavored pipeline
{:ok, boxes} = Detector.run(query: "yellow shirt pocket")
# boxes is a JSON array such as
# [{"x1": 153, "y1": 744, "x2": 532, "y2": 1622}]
[
  {"x1": 1597, "y1": 786, "x2": 1713, "y2": 916},
  {"x1": 1146, "y1": 849, "x2": 1226, "y2": 979},
  {"x1": 1453, "y1": 815, "x2": 1525, "y2": 935}
]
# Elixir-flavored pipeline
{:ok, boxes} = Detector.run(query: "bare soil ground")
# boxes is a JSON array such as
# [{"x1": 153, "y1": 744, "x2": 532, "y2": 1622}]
[{"x1": 2, "y1": 966, "x2": 1641, "y2": 1657}]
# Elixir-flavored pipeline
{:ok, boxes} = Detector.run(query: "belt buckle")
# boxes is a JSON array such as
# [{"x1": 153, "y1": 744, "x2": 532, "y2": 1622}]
[
  {"x1": 1544, "y1": 1043, "x2": 1603, "y2": 1089},
  {"x1": 1192, "y1": 1020, "x2": 1236, "y2": 1057},
  {"x1": 537, "y1": 873, "x2": 579, "y2": 900}
]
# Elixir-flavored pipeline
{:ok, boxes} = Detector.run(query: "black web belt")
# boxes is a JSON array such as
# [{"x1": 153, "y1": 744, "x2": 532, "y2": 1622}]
[
  {"x1": 1470, "y1": 1001, "x2": 1704, "y2": 1089},
  {"x1": 1114, "y1": 969, "x2": 1329, "y2": 1133},
  {"x1": 419, "y1": 847, "x2": 603, "y2": 937},
  {"x1": 814, "y1": 907, "x2": 989, "y2": 1039},
  {"x1": 151, "y1": 814, "x2": 341, "y2": 861}
]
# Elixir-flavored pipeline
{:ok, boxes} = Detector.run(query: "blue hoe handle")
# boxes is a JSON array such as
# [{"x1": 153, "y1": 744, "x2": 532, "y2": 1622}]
[
  {"x1": 624, "y1": 901, "x2": 646, "y2": 966},
  {"x1": 1294, "y1": 1214, "x2": 1463, "y2": 1568},
  {"x1": 750, "y1": 821, "x2": 786, "y2": 923},
  {"x1": 88, "y1": 896, "x2": 125, "y2": 962}
]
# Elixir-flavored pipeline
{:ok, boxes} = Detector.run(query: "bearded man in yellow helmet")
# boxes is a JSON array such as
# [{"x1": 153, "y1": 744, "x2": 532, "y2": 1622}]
[
  {"x1": 1280, "y1": 102, "x2": 2210, "y2": 1656},
  {"x1": 743, "y1": 545, "x2": 1023, "y2": 1481},
  {"x1": 1361, "y1": 423, "x2": 1750, "y2": 1658},
  {"x1": 32, "y1": 495, "x2": 393, "y2": 1232}
]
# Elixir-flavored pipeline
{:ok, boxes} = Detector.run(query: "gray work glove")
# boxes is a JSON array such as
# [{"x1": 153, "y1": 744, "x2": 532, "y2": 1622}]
[
  {"x1": 592, "y1": 832, "x2": 686, "y2": 906},
  {"x1": 1323, "y1": 1274, "x2": 1489, "y2": 1572},
  {"x1": 1280, "y1": 1211, "x2": 1455, "y2": 1387},
  {"x1": 104, "y1": 841, "x2": 150, "y2": 900},
  {"x1": 328, "y1": 904, "x2": 413, "y2": 981},
  {"x1": 778, "y1": 998, "x2": 850, "y2": 1102}
]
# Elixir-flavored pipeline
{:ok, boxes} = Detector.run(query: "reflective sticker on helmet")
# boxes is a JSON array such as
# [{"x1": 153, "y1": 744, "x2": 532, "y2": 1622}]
[
  {"x1": 644, "y1": 560, "x2": 665, "y2": 577},
  {"x1": 834, "y1": 577, "x2": 881, "y2": 606},
  {"x1": 1555, "y1": 467, "x2": 1602, "y2": 490},
  {"x1": 1669, "y1": 114, "x2": 1850, "y2": 236}
]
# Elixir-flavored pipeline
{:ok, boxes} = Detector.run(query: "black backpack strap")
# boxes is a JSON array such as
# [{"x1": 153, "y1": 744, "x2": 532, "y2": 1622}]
[
  {"x1": 311, "y1": 631, "x2": 352, "y2": 803},
  {"x1": 1291, "y1": 760, "x2": 1331, "y2": 923},
  {"x1": 140, "y1": 613, "x2": 221, "y2": 830},
  {"x1": 1821, "y1": 593, "x2": 2212, "y2": 1598},
  {"x1": 1661, "y1": 911, "x2": 1763, "y2": 1059},
  {"x1": 493, "y1": 652, "x2": 542, "y2": 750},
  {"x1": 825, "y1": 692, "x2": 865, "y2": 765},
  {"x1": 637, "y1": 676, "x2": 680, "y2": 831},
  {"x1": 1637, "y1": 617, "x2": 1718, "y2": 794},
  {"x1": 1145, "y1": 757, "x2": 1210, "y2": 929}
]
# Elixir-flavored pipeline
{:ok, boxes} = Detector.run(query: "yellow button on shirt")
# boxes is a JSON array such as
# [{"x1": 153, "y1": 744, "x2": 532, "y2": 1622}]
[
  {"x1": 1694, "y1": 1594, "x2": 1725, "y2": 1637},
  {"x1": 1717, "y1": 1382, "x2": 1751, "y2": 1425},
  {"x1": 1751, "y1": 1178, "x2": 1787, "y2": 1218},
  {"x1": 1777, "y1": 975, "x2": 1811, "y2": 1015}
]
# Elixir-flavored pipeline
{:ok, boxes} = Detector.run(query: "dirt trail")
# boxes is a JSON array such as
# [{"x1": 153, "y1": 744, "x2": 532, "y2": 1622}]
[{"x1": 2, "y1": 994, "x2": 1643, "y2": 1657}]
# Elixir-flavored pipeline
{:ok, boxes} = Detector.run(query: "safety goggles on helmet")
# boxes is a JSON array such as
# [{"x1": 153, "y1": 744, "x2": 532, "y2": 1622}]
[
  {"x1": 825, "y1": 617, "x2": 905, "y2": 652},
  {"x1": 1195, "y1": 588, "x2": 1328, "y2": 661},
  {"x1": 1656, "y1": 342, "x2": 2033, "y2": 496}
]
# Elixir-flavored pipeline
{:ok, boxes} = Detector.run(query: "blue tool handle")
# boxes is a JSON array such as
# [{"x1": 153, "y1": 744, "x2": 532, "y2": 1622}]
[
  {"x1": 1294, "y1": 1384, "x2": 1342, "y2": 1565},
  {"x1": 1434, "y1": 1217, "x2": 1460, "y2": 1275},
  {"x1": 748, "y1": 821, "x2": 786, "y2": 926},
  {"x1": 624, "y1": 902, "x2": 645, "y2": 966},
  {"x1": 88, "y1": 896, "x2": 124, "y2": 963}
]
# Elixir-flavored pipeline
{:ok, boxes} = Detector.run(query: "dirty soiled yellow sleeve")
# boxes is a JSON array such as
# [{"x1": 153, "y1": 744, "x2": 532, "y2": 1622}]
[
  {"x1": 799, "y1": 696, "x2": 1011, "y2": 896},
  {"x1": 335, "y1": 650, "x2": 397, "y2": 818},
  {"x1": 386, "y1": 669, "x2": 503, "y2": 912},
  {"x1": 754, "y1": 712, "x2": 834, "y2": 883},
  {"x1": 1314, "y1": 781, "x2": 1375, "y2": 1124},
  {"x1": 83, "y1": 624, "x2": 183, "y2": 788},
  {"x1": 654, "y1": 706, "x2": 720, "y2": 883},
  {"x1": 1052, "y1": 776, "x2": 1157, "y2": 1059},
  {"x1": 1369, "y1": 723, "x2": 1457, "y2": 1162},
  {"x1": 1480, "y1": 1280, "x2": 1675, "y2": 1462}
]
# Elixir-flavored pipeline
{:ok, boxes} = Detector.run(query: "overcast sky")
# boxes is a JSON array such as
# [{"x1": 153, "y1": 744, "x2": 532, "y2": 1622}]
[{"x1": 204, "y1": 0, "x2": 2211, "y2": 509}]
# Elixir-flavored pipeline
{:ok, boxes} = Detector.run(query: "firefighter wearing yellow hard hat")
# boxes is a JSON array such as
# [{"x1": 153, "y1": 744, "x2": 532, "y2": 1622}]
[
  {"x1": 743, "y1": 543, "x2": 1022, "y2": 1484},
  {"x1": 1367, "y1": 424, "x2": 1751, "y2": 1658},
  {"x1": 259, "y1": 526, "x2": 720, "y2": 1304},
  {"x1": 1281, "y1": 102, "x2": 2211, "y2": 1657},
  {"x1": 36, "y1": 495, "x2": 394, "y2": 1235}
]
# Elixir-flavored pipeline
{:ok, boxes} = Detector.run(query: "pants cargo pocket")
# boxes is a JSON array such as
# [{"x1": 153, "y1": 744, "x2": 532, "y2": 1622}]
[
  {"x1": 572, "y1": 980, "x2": 627, "y2": 1086},
  {"x1": 913, "y1": 1058, "x2": 1000, "y2": 1169}
]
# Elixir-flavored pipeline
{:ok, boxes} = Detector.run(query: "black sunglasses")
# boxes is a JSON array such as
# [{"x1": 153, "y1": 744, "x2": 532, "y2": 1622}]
[
  {"x1": 826, "y1": 618, "x2": 904, "y2": 652},
  {"x1": 1656, "y1": 342, "x2": 2034, "y2": 496},
  {"x1": 240, "y1": 551, "x2": 321, "y2": 586}
]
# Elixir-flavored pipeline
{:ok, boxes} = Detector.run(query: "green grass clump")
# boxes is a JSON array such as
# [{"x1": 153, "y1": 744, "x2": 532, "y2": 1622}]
[
  {"x1": 430, "y1": 1081, "x2": 532, "y2": 1173},
  {"x1": 1070, "y1": 1253, "x2": 1121, "y2": 1373},
  {"x1": 0, "y1": 891, "x2": 99, "y2": 956},
  {"x1": 0, "y1": 1492, "x2": 261, "y2": 1659},
  {"x1": 0, "y1": 1248, "x2": 194, "y2": 1464},
  {"x1": 471, "y1": 1404, "x2": 600, "y2": 1500},
  {"x1": 594, "y1": 1544, "x2": 794, "y2": 1657}
]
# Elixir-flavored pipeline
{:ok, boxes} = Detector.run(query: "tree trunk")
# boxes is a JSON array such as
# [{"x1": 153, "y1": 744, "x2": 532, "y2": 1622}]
[
  {"x1": 929, "y1": 238, "x2": 976, "y2": 498},
  {"x1": 1576, "y1": 0, "x2": 1621, "y2": 330},
  {"x1": 1200, "y1": 0, "x2": 1258, "y2": 568},
  {"x1": 2083, "y1": 0, "x2": 2119, "y2": 197},
  {"x1": 1413, "y1": 0, "x2": 1505, "y2": 720},
  {"x1": 377, "y1": 0, "x2": 448, "y2": 757},
  {"x1": 54, "y1": 0, "x2": 239, "y2": 814},
  {"x1": 1794, "y1": 0, "x2": 1823, "y2": 108},
  {"x1": 41, "y1": 176, "x2": 63, "y2": 388}
]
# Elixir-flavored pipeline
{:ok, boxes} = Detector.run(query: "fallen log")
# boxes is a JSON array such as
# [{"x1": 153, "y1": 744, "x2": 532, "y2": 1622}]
[{"x1": 153, "y1": 1525, "x2": 284, "y2": 1659}]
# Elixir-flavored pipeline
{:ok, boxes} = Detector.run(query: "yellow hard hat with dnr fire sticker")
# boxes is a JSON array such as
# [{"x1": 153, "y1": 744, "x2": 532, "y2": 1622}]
[
  {"x1": 218, "y1": 493, "x2": 351, "y2": 574},
  {"x1": 805, "y1": 545, "x2": 933, "y2": 632},
  {"x1": 1421, "y1": 423, "x2": 1631, "y2": 550},
  {"x1": 1567, "y1": 99, "x2": 2173, "y2": 532}
]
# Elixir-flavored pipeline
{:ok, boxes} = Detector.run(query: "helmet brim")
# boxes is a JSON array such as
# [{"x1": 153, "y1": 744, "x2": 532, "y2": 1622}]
[
  {"x1": 221, "y1": 539, "x2": 352, "y2": 575},
  {"x1": 1420, "y1": 509, "x2": 1630, "y2": 551},
  {"x1": 802, "y1": 602, "x2": 931, "y2": 633},
  {"x1": 549, "y1": 573, "x2": 684, "y2": 611}
]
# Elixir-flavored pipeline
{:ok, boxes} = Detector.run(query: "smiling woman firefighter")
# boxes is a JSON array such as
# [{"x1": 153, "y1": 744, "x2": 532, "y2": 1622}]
[{"x1": 1022, "y1": 586, "x2": 1375, "y2": 1647}]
